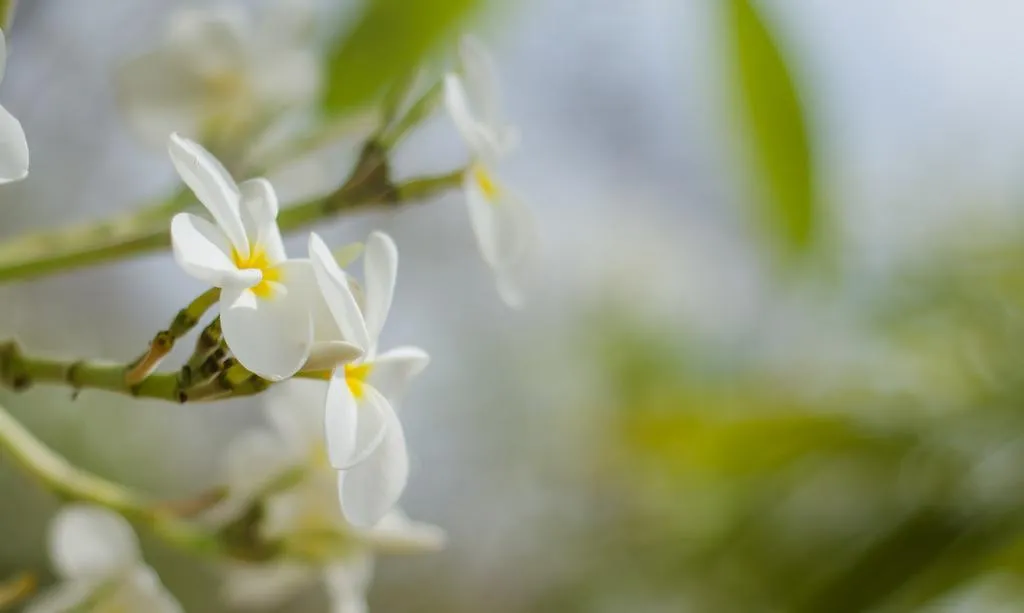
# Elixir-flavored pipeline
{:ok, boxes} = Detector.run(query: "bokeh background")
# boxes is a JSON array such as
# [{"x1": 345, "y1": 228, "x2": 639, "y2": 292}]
[{"x1": 5, "y1": 0, "x2": 1024, "y2": 611}]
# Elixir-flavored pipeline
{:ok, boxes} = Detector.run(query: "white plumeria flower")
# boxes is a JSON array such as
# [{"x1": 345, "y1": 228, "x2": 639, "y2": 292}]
[
  {"x1": 25, "y1": 505, "x2": 181, "y2": 613},
  {"x1": 116, "y1": 2, "x2": 319, "y2": 154},
  {"x1": 308, "y1": 231, "x2": 430, "y2": 527},
  {"x1": 444, "y1": 36, "x2": 536, "y2": 308},
  {"x1": 217, "y1": 381, "x2": 445, "y2": 612},
  {"x1": 0, "y1": 29, "x2": 28, "y2": 183},
  {"x1": 168, "y1": 133, "x2": 336, "y2": 380}
]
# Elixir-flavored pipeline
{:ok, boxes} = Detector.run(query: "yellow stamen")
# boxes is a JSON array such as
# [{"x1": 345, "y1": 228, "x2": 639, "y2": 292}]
[
  {"x1": 472, "y1": 163, "x2": 501, "y2": 203},
  {"x1": 345, "y1": 362, "x2": 374, "y2": 399},
  {"x1": 232, "y1": 244, "x2": 281, "y2": 298}
]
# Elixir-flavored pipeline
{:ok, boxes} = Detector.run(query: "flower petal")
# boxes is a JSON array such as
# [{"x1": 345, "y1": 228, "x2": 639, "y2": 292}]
[
  {"x1": 220, "y1": 274, "x2": 314, "y2": 381},
  {"x1": 459, "y1": 36, "x2": 502, "y2": 129},
  {"x1": 366, "y1": 346, "x2": 429, "y2": 406},
  {"x1": 304, "y1": 341, "x2": 365, "y2": 371},
  {"x1": 49, "y1": 505, "x2": 140, "y2": 580},
  {"x1": 364, "y1": 509, "x2": 447, "y2": 553},
  {"x1": 345, "y1": 384, "x2": 390, "y2": 468},
  {"x1": 112, "y1": 567, "x2": 183, "y2": 613},
  {"x1": 170, "y1": 213, "x2": 258, "y2": 288},
  {"x1": 463, "y1": 168, "x2": 501, "y2": 266},
  {"x1": 239, "y1": 178, "x2": 286, "y2": 264},
  {"x1": 323, "y1": 555, "x2": 374, "y2": 613},
  {"x1": 444, "y1": 74, "x2": 488, "y2": 155},
  {"x1": 339, "y1": 389, "x2": 409, "y2": 527},
  {"x1": 168, "y1": 133, "x2": 249, "y2": 256},
  {"x1": 0, "y1": 104, "x2": 28, "y2": 184},
  {"x1": 309, "y1": 232, "x2": 371, "y2": 352},
  {"x1": 222, "y1": 563, "x2": 316, "y2": 611},
  {"x1": 324, "y1": 371, "x2": 358, "y2": 468},
  {"x1": 266, "y1": 378, "x2": 329, "y2": 455},
  {"x1": 362, "y1": 231, "x2": 398, "y2": 343}
]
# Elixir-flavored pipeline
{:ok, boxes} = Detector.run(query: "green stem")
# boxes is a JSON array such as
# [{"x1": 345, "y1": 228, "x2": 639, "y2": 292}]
[
  {"x1": 0, "y1": 340, "x2": 267, "y2": 403},
  {"x1": 126, "y1": 288, "x2": 221, "y2": 384},
  {"x1": 0, "y1": 170, "x2": 464, "y2": 285},
  {"x1": 379, "y1": 80, "x2": 444, "y2": 150}
]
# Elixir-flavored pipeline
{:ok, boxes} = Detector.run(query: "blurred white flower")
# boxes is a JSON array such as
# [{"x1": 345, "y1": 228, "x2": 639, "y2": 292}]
[
  {"x1": 218, "y1": 381, "x2": 445, "y2": 612},
  {"x1": 168, "y1": 133, "x2": 327, "y2": 380},
  {"x1": 445, "y1": 36, "x2": 536, "y2": 308},
  {"x1": 116, "y1": 2, "x2": 320, "y2": 158},
  {"x1": 0, "y1": 29, "x2": 28, "y2": 184},
  {"x1": 25, "y1": 505, "x2": 181, "y2": 613},
  {"x1": 308, "y1": 231, "x2": 430, "y2": 527}
]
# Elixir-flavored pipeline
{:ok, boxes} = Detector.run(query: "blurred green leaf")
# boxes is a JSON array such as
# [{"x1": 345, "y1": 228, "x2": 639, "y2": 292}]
[
  {"x1": 724, "y1": 0, "x2": 817, "y2": 255},
  {"x1": 322, "y1": 0, "x2": 482, "y2": 115}
]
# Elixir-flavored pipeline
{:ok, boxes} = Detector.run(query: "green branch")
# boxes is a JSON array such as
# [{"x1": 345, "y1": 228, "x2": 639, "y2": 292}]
[{"x1": 0, "y1": 168, "x2": 464, "y2": 285}]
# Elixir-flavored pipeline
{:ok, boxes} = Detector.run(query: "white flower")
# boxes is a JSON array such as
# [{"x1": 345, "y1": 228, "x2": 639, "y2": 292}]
[
  {"x1": 308, "y1": 232, "x2": 430, "y2": 527},
  {"x1": 217, "y1": 381, "x2": 445, "y2": 612},
  {"x1": 168, "y1": 133, "x2": 322, "y2": 380},
  {"x1": 25, "y1": 505, "x2": 181, "y2": 613},
  {"x1": 116, "y1": 2, "x2": 320, "y2": 152},
  {"x1": 444, "y1": 36, "x2": 536, "y2": 308},
  {"x1": 0, "y1": 29, "x2": 28, "y2": 184}
]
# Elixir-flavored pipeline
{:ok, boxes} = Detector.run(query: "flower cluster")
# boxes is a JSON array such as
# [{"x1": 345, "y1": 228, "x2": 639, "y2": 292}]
[{"x1": 1, "y1": 1, "x2": 538, "y2": 610}]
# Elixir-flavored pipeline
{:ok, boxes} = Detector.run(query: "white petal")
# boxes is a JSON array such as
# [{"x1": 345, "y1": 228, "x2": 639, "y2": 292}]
[
  {"x1": 459, "y1": 36, "x2": 503, "y2": 129},
  {"x1": 324, "y1": 371, "x2": 358, "y2": 468},
  {"x1": 366, "y1": 346, "x2": 429, "y2": 406},
  {"x1": 168, "y1": 133, "x2": 249, "y2": 256},
  {"x1": 109, "y1": 567, "x2": 183, "y2": 613},
  {"x1": 220, "y1": 273, "x2": 314, "y2": 380},
  {"x1": 170, "y1": 213, "x2": 257, "y2": 288},
  {"x1": 49, "y1": 505, "x2": 140, "y2": 580},
  {"x1": 222, "y1": 563, "x2": 316, "y2": 610},
  {"x1": 463, "y1": 169, "x2": 502, "y2": 266},
  {"x1": 0, "y1": 104, "x2": 28, "y2": 183},
  {"x1": 346, "y1": 384, "x2": 390, "y2": 468},
  {"x1": 444, "y1": 74, "x2": 488, "y2": 155},
  {"x1": 239, "y1": 178, "x2": 286, "y2": 263},
  {"x1": 362, "y1": 231, "x2": 398, "y2": 343},
  {"x1": 23, "y1": 581, "x2": 94, "y2": 613},
  {"x1": 365, "y1": 509, "x2": 447, "y2": 553},
  {"x1": 304, "y1": 341, "x2": 365, "y2": 371},
  {"x1": 323, "y1": 556, "x2": 374, "y2": 613},
  {"x1": 266, "y1": 378, "x2": 330, "y2": 455},
  {"x1": 339, "y1": 391, "x2": 408, "y2": 528},
  {"x1": 309, "y1": 232, "x2": 371, "y2": 352}
]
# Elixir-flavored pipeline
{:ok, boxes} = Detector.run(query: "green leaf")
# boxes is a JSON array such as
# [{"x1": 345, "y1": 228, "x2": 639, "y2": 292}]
[
  {"x1": 321, "y1": 0, "x2": 482, "y2": 116},
  {"x1": 724, "y1": 0, "x2": 817, "y2": 254}
]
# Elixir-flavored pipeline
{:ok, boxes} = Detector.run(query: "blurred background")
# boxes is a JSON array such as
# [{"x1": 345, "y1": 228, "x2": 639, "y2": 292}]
[{"x1": 5, "y1": 0, "x2": 1024, "y2": 611}]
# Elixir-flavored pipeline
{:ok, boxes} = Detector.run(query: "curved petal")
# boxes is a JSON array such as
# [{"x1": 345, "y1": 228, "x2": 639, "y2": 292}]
[
  {"x1": 463, "y1": 169, "x2": 501, "y2": 267},
  {"x1": 323, "y1": 555, "x2": 374, "y2": 613},
  {"x1": 112, "y1": 567, "x2": 183, "y2": 613},
  {"x1": 444, "y1": 74, "x2": 488, "y2": 156},
  {"x1": 364, "y1": 509, "x2": 447, "y2": 553},
  {"x1": 459, "y1": 36, "x2": 502, "y2": 129},
  {"x1": 0, "y1": 104, "x2": 28, "y2": 183},
  {"x1": 490, "y1": 189, "x2": 537, "y2": 308},
  {"x1": 222, "y1": 563, "x2": 316, "y2": 610},
  {"x1": 366, "y1": 346, "x2": 429, "y2": 405},
  {"x1": 304, "y1": 341, "x2": 365, "y2": 371},
  {"x1": 49, "y1": 505, "x2": 139, "y2": 580},
  {"x1": 170, "y1": 213, "x2": 257, "y2": 288},
  {"x1": 362, "y1": 232, "x2": 398, "y2": 343},
  {"x1": 309, "y1": 233, "x2": 371, "y2": 351},
  {"x1": 266, "y1": 378, "x2": 329, "y2": 455},
  {"x1": 221, "y1": 279, "x2": 313, "y2": 381},
  {"x1": 239, "y1": 178, "x2": 286, "y2": 263},
  {"x1": 344, "y1": 385, "x2": 390, "y2": 468},
  {"x1": 338, "y1": 391, "x2": 408, "y2": 528},
  {"x1": 168, "y1": 133, "x2": 248, "y2": 256},
  {"x1": 324, "y1": 371, "x2": 358, "y2": 468}
]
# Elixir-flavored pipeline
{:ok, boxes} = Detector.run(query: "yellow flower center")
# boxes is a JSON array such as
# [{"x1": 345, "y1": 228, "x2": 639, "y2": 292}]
[
  {"x1": 344, "y1": 362, "x2": 374, "y2": 399},
  {"x1": 232, "y1": 244, "x2": 280, "y2": 298},
  {"x1": 473, "y1": 163, "x2": 501, "y2": 203}
]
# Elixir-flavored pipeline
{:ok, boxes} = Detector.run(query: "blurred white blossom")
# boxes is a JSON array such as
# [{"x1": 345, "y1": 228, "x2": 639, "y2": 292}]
[
  {"x1": 0, "y1": 28, "x2": 28, "y2": 184},
  {"x1": 25, "y1": 505, "x2": 181, "y2": 613},
  {"x1": 168, "y1": 134, "x2": 335, "y2": 380},
  {"x1": 308, "y1": 231, "x2": 430, "y2": 527},
  {"x1": 115, "y1": 2, "x2": 320, "y2": 160},
  {"x1": 445, "y1": 36, "x2": 536, "y2": 308},
  {"x1": 217, "y1": 380, "x2": 445, "y2": 612}
]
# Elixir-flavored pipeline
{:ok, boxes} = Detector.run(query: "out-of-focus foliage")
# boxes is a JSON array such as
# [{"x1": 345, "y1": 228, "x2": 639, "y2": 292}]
[
  {"x1": 724, "y1": 0, "x2": 817, "y2": 258},
  {"x1": 322, "y1": 0, "x2": 483, "y2": 115}
]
